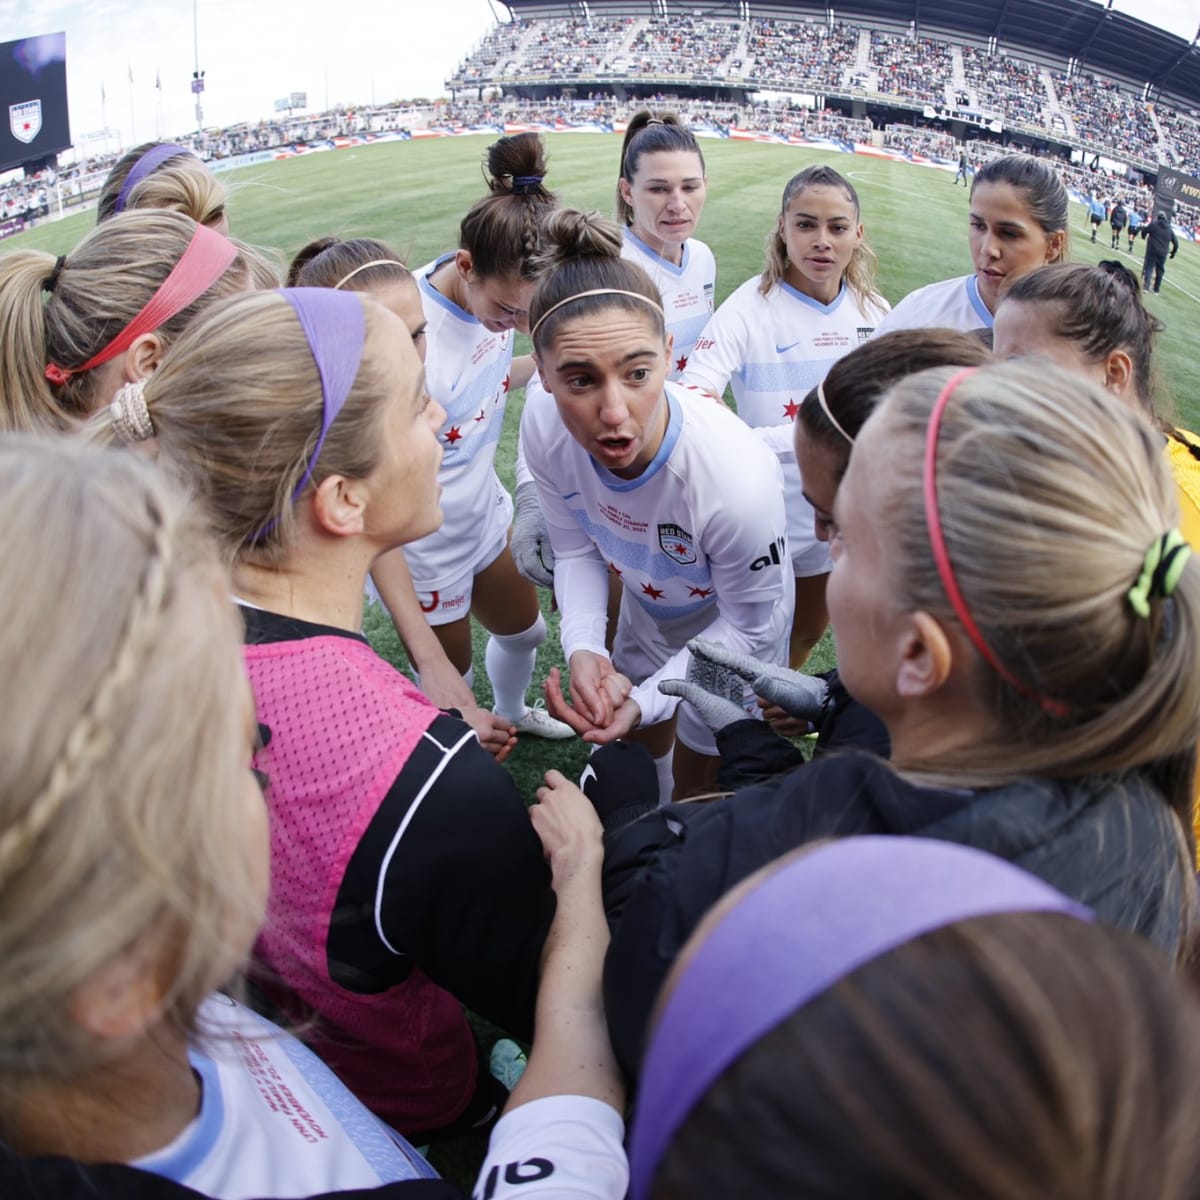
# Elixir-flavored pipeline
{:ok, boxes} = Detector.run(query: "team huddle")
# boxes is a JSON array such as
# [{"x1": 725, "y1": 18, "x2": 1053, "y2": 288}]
[{"x1": 2, "y1": 121, "x2": 1200, "y2": 1200}]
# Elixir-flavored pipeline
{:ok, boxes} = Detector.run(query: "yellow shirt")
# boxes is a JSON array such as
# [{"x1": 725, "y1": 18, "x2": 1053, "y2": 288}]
[{"x1": 1163, "y1": 430, "x2": 1200, "y2": 858}]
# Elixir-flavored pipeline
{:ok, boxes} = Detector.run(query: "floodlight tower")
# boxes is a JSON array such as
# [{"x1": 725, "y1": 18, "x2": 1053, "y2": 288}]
[{"x1": 192, "y1": 0, "x2": 205, "y2": 134}]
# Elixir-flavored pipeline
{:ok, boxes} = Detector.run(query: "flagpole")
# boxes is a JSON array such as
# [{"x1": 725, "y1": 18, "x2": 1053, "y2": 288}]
[{"x1": 128, "y1": 63, "x2": 136, "y2": 147}]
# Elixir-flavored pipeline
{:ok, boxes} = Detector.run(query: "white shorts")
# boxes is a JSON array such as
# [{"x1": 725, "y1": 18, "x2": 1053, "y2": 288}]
[
  {"x1": 411, "y1": 525, "x2": 511, "y2": 627},
  {"x1": 613, "y1": 593, "x2": 786, "y2": 756}
]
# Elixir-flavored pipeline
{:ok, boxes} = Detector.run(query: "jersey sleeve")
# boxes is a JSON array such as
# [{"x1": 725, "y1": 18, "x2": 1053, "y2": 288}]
[
  {"x1": 521, "y1": 391, "x2": 613, "y2": 661},
  {"x1": 678, "y1": 284, "x2": 753, "y2": 400},
  {"x1": 364, "y1": 715, "x2": 556, "y2": 1039},
  {"x1": 474, "y1": 1096, "x2": 628, "y2": 1200}
]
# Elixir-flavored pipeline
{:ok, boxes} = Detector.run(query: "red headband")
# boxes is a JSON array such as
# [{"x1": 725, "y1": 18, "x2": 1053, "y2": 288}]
[
  {"x1": 923, "y1": 368, "x2": 1070, "y2": 719},
  {"x1": 44, "y1": 222, "x2": 238, "y2": 386}
]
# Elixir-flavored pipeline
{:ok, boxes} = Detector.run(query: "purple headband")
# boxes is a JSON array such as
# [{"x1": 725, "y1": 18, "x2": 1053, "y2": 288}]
[
  {"x1": 113, "y1": 143, "x2": 194, "y2": 213},
  {"x1": 253, "y1": 288, "x2": 366, "y2": 541},
  {"x1": 627, "y1": 837, "x2": 1092, "y2": 1200}
]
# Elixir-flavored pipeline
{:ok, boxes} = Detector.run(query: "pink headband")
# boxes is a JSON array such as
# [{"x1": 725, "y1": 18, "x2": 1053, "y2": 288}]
[
  {"x1": 923, "y1": 367, "x2": 1070, "y2": 718},
  {"x1": 44, "y1": 222, "x2": 237, "y2": 386}
]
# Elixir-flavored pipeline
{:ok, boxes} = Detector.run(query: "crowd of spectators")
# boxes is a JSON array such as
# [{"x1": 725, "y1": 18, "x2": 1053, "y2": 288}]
[
  {"x1": 871, "y1": 33, "x2": 951, "y2": 105},
  {"x1": 445, "y1": 14, "x2": 1200, "y2": 177},
  {"x1": 1157, "y1": 107, "x2": 1200, "y2": 175},
  {"x1": 960, "y1": 46, "x2": 1048, "y2": 130},
  {"x1": 1052, "y1": 69, "x2": 1162, "y2": 165},
  {"x1": 882, "y1": 124, "x2": 958, "y2": 159},
  {"x1": 626, "y1": 17, "x2": 742, "y2": 79},
  {"x1": 522, "y1": 18, "x2": 633, "y2": 80},
  {"x1": 745, "y1": 19, "x2": 860, "y2": 92}
]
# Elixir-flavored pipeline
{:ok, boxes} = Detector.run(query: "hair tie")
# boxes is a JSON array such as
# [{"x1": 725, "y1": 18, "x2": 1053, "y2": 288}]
[
  {"x1": 333, "y1": 259, "x2": 407, "y2": 290},
  {"x1": 109, "y1": 379, "x2": 154, "y2": 443},
  {"x1": 43, "y1": 223, "x2": 237, "y2": 386},
  {"x1": 251, "y1": 288, "x2": 367, "y2": 542},
  {"x1": 530, "y1": 288, "x2": 665, "y2": 343},
  {"x1": 1128, "y1": 529, "x2": 1191, "y2": 618},
  {"x1": 814, "y1": 379, "x2": 854, "y2": 445},
  {"x1": 924, "y1": 368, "x2": 1071, "y2": 718},
  {"x1": 113, "y1": 143, "x2": 193, "y2": 213},
  {"x1": 627, "y1": 837, "x2": 1091, "y2": 1200},
  {"x1": 44, "y1": 255, "x2": 66, "y2": 295},
  {"x1": 512, "y1": 174, "x2": 544, "y2": 194}
]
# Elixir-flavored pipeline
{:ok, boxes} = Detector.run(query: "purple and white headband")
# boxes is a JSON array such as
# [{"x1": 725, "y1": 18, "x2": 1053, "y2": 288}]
[{"x1": 626, "y1": 836, "x2": 1093, "y2": 1200}]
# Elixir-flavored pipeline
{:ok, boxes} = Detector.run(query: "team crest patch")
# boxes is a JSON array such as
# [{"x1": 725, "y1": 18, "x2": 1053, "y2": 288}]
[
  {"x1": 658, "y1": 523, "x2": 697, "y2": 565},
  {"x1": 9, "y1": 100, "x2": 41, "y2": 144}
]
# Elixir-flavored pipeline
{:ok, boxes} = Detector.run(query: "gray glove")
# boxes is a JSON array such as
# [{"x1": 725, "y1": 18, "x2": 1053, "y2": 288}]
[
  {"x1": 658, "y1": 647, "x2": 750, "y2": 734},
  {"x1": 511, "y1": 481, "x2": 555, "y2": 588},
  {"x1": 688, "y1": 637, "x2": 829, "y2": 721}
]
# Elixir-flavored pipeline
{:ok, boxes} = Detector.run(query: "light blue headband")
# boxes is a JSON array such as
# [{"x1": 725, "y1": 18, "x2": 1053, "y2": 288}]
[{"x1": 627, "y1": 837, "x2": 1093, "y2": 1199}]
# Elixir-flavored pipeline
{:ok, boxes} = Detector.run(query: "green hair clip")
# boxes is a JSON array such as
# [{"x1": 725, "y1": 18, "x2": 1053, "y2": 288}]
[{"x1": 1128, "y1": 529, "x2": 1192, "y2": 619}]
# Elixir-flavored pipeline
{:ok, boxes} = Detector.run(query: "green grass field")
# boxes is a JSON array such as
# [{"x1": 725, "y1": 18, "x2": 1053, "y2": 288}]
[
  {"x1": 11, "y1": 135, "x2": 1198, "y2": 1185},
  {"x1": 11, "y1": 133, "x2": 1200, "y2": 801}
]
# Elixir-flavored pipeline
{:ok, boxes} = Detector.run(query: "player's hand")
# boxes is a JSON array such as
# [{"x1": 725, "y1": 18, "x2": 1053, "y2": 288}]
[
  {"x1": 566, "y1": 651, "x2": 629, "y2": 727},
  {"x1": 544, "y1": 662, "x2": 641, "y2": 743},
  {"x1": 511, "y1": 481, "x2": 555, "y2": 588},
  {"x1": 459, "y1": 705, "x2": 519, "y2": 764},
  {"x1": 532, "y1": 769, "x2": 604, "y2": 888},
  {"x1": 688, "y1": 637, "x2": 829, "y2": 721},
  {"x1": 757, "y1": 699, "x2": 815, "y2": 739}
]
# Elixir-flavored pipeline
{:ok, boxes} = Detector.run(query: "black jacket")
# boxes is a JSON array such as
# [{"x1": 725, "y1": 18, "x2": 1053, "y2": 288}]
[
  {"x1": 1145, "y1": 216, "x2": 1180, "y2": 259},
  {"x1": 601, "y1": 751, "x2": 1192, "y2": 1077}
]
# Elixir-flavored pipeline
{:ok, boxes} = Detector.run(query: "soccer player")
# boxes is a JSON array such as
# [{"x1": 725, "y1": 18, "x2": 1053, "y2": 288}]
[{"x1": 681, "y1": 165, "x2": 888, "y2": 667}]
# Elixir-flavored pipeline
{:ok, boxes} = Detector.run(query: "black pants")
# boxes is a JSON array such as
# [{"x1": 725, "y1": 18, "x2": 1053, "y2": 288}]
[{"x1": 1144, "y1": 250, "x2": 1167, "y2": 292}]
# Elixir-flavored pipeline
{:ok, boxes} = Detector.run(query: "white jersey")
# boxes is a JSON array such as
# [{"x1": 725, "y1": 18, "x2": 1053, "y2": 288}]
[
  {"x1": 621, "y1": 229, "x2": 716, "y2": 380},
  {"x1": 523, "y1": 381, "x2": 792, "y2": 729},
  {"x1": 873, "y1": 273, "x2": 993, "y2": 335},
  {"x1": 475, "y1": 1095, "x2": 628, "y2": 1200},
  {"x1": 132, "y1": 995, "x2": 435, "y2": 1199},
  {"x1": 681, "y1": 277, "x2": 888, "y2": 576},
  {"x1": 402, "y1": 255, "x2": 515, "y2": 590}
]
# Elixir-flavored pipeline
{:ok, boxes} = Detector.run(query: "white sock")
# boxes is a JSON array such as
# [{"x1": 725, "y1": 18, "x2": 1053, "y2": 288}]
[
  {"x1": 485, "y1": 613, "x2": 546, "y2": 721},
  {"x1": 653, "y1": 749, "x2": 675, "y2": 807}
]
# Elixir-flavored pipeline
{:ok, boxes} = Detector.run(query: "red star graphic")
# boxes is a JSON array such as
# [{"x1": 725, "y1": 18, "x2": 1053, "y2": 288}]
[
  {"x1": 608, "y1": 562, "x2": 623, "y2": 577},
  {"x1": 445, "y1": 426, "x2": 462, "y2": 444},
  {"x1": 783, "y1": 399, "x2": 800, "y2": 420},
  {"x1": 641, "y1": 581, "x2": 665, "y2": 601},
  {"x1": 672, "y1": 543, "x2": 689, "y2": 556},
  {"x1": 502, "y1": 375, "x2": 511, "y2": 393},
  {"x1": 675, "y1": 355, "x2": 688, "y2": 373},
  {"x1": 687, "y1": 585, "x2": 714, "y2": 598},
  {"x1": 475, "y1": 408, "x2": 486, "y2": 422}
]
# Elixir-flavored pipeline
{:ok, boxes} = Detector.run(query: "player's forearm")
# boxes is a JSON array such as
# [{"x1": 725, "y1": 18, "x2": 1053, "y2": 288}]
[
  {"x1": 507, "y1": 854, "x2": 623, "y2": 1113},
  {"x1": 370, "y1": 549, "x2": 458, "y2": 675}
]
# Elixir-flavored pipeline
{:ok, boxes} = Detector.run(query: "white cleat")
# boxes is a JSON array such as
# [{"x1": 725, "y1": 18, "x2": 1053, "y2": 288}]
[{"x1": 504, "y1": 700, "x2": 576, "y2": 740}]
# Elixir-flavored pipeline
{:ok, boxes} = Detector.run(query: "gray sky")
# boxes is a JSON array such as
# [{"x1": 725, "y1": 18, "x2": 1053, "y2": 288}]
[{"x1": 2, "y1": 0, "x2": 1197, "y2": 152}]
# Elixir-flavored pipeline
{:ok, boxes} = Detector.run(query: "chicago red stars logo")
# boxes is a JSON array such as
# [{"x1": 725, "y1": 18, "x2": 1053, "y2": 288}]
[{"x1": 657, "y1": 522, "x2": 697, "y2": 565}]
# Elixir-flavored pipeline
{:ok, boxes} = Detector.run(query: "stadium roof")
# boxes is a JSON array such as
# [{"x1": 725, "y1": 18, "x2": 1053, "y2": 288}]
[{"x1": 498, "y1": 0, "x2": 1200, "y2": 109}]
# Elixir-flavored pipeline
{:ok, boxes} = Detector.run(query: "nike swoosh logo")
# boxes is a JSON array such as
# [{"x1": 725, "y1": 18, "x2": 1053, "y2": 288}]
[
  {"x1": 579, "y1": 763, "x2": 598, "y2": 793},
  {"x1": 775, "y1": 340, "x2": 805, "y2": 354}
]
